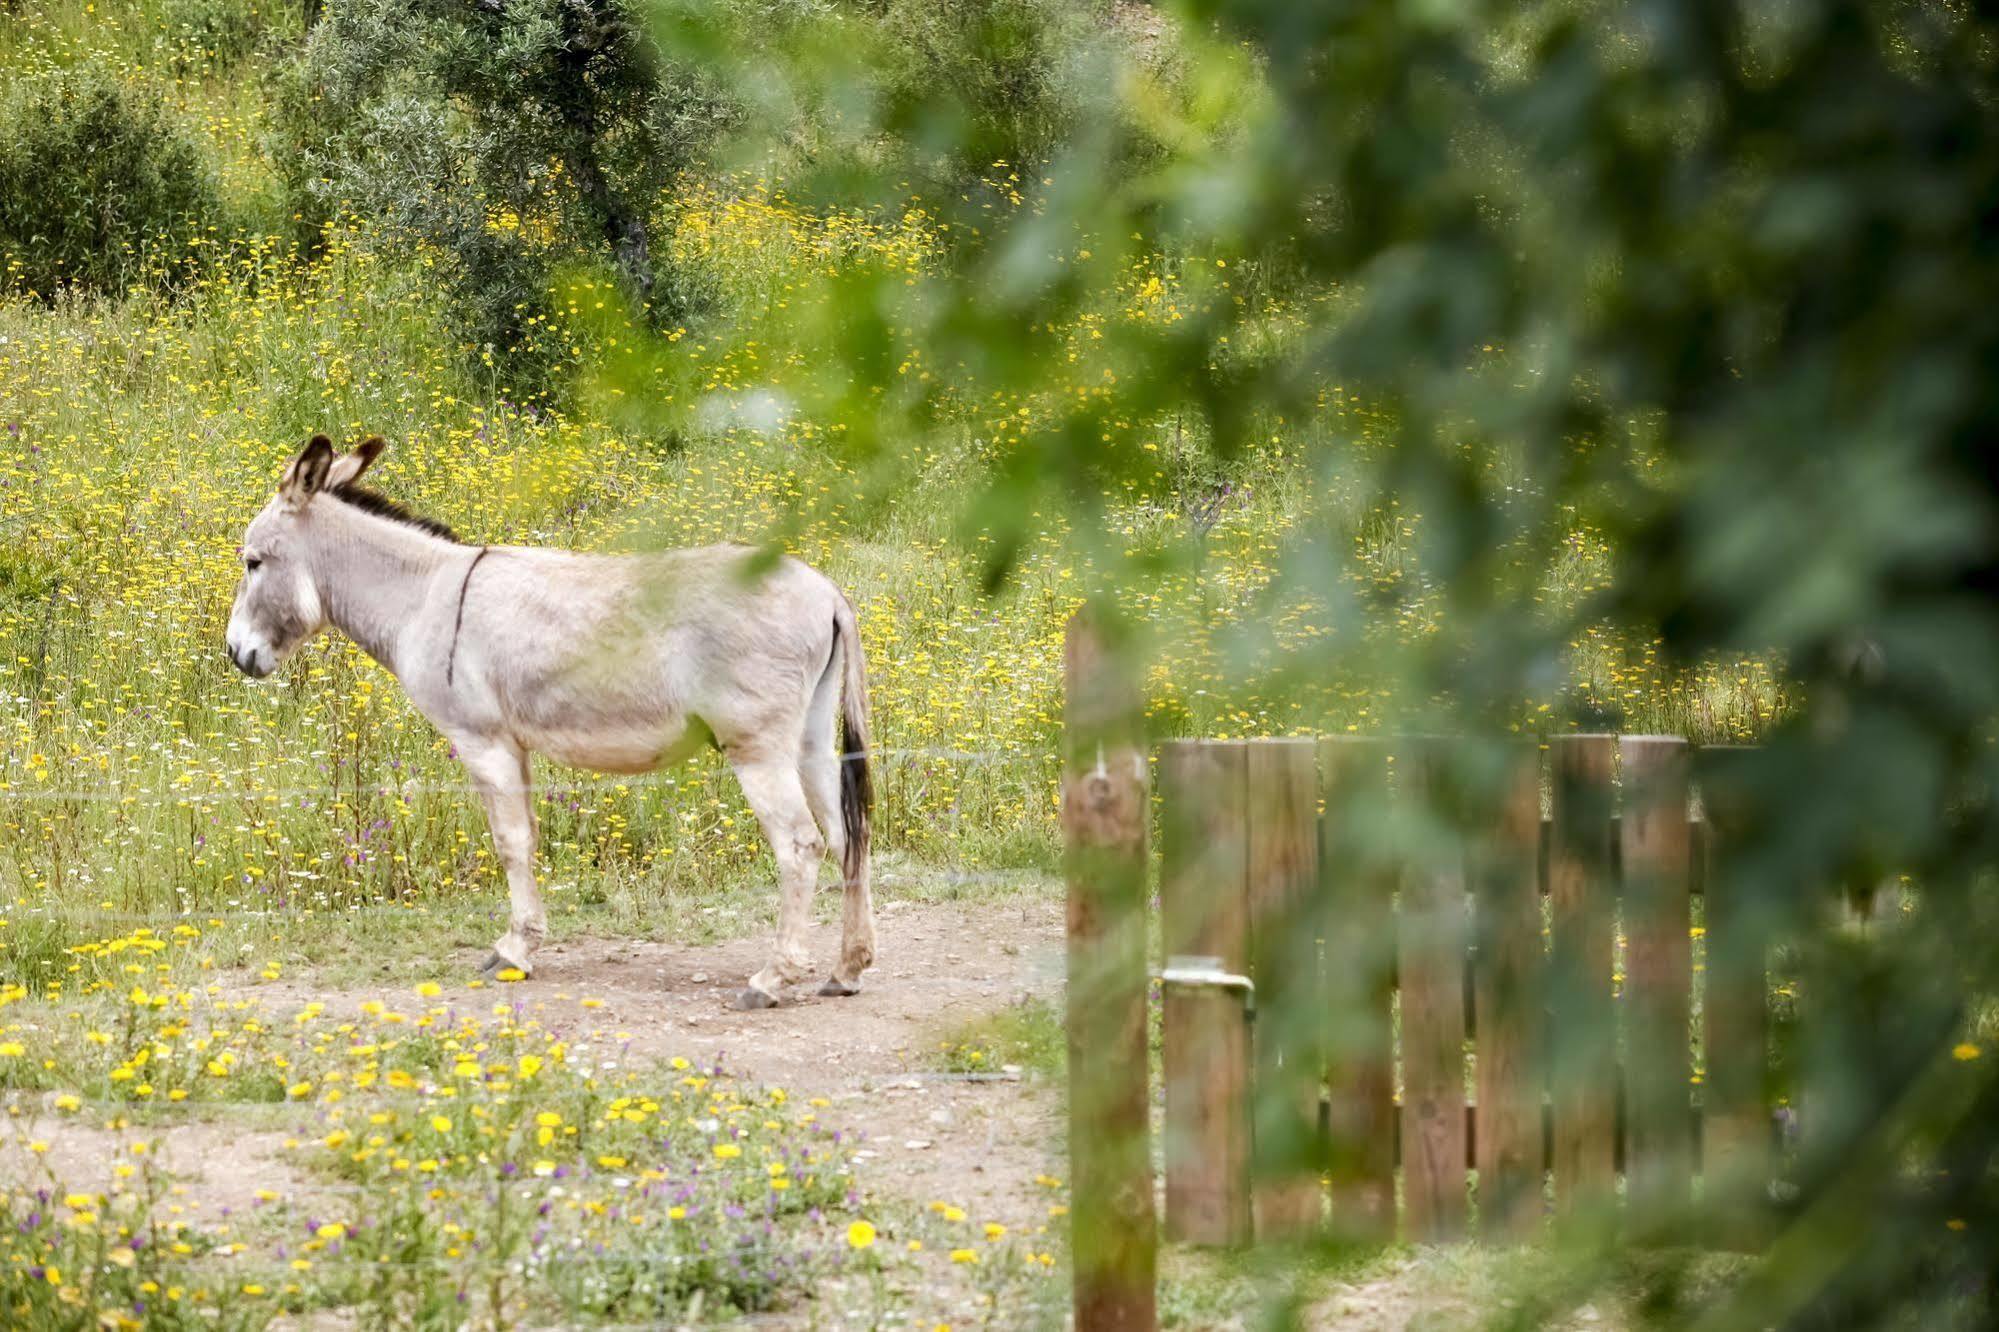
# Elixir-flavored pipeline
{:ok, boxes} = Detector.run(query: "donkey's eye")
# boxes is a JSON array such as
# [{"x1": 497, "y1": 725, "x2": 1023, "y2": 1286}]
[{"x1": 245, "y1": 557, "x2": 263, "y2": 572}]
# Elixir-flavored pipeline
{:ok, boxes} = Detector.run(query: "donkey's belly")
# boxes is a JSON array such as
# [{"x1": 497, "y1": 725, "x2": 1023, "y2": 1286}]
[{"x1": 521, "y1": 719, "x2": 707, "y2": 775}]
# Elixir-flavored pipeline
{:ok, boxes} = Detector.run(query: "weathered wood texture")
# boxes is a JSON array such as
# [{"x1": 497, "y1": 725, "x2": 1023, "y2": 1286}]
[
  {"x1": 1620, "y1": 736, "x2": 1695, "y2": 1238},
  {"x1": 1158, "y1": 739, "x2": 1252, "y2": 1246},
  {"x1": 1246, "y1": 738, "x2": 1326, "y2": 1237},
  {"x1": 1699, "y1": 745, "x2": 1773, "y2": 1250},
  {"x1": 1472, "y1": 741, "x2": 1546, "y2": 1239},
  {"x1": 1093, "y1": 726, "x2": 1777, "y2": 1307},
  {"x1": 1547, "y1": 734, "x2": 1619, "y2": 1219},
  {"x1": 1396, "y1": 738, "x2": 1469, "y2": 1241},
  {"x1": 1319, "y1": 738, "x2": 1397, "y2": 1243},
  {"x1": 1061, "y1": 613, "x2": 1156, "y2": 1331}
]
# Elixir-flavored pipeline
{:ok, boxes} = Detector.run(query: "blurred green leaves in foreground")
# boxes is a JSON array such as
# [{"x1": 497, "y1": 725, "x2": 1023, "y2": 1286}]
[{"x1": 595, "y1": 0, "x2": 1998, "y2": 1325}]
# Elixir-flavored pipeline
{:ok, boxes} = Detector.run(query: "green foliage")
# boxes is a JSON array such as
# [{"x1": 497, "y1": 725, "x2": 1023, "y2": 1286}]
[
  {"x1": 1231, "y1": 9, "x2": 1999, "y2": 1317},
  {"x1": 617, "y1": 0, "x2": 1999, "y2": 1323},
  {"x1": 264, "y1": 0, "x2": 1129, "y2": 385},
  {"x1": 0, "y1": 67, "x2": 217, "y2": 297},
  {"x1": 649, "y1": 0, "x2": 1185, "y2": 200}
]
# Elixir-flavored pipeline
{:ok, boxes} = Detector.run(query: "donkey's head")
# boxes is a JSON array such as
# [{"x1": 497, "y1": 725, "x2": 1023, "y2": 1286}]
[{"x1": 225, "y1": 434, "x2": 384, "y2": 677}]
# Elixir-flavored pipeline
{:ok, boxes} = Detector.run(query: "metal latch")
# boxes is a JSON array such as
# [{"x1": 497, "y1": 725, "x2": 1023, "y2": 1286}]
[{"x1": 1157, "y1": 954, "x2": 1256, "y2": 1018}]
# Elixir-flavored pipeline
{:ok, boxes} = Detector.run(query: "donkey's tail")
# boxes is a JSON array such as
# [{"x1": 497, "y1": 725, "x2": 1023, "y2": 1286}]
[{"x1": 834, "y1": 597, "x2": 873, "y2": 889}]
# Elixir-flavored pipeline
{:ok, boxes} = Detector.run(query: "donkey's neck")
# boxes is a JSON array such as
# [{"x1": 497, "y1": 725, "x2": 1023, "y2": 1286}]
[{"x1": 306, "y1": 501, "x2": 463, "y2": 677}]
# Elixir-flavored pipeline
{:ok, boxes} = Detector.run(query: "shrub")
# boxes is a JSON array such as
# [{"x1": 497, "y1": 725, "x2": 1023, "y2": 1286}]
[{"x1": 0, "y1": 68, "x2": 218, "y2": 298}]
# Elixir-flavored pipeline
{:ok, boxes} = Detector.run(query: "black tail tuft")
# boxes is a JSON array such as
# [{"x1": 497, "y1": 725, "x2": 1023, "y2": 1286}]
[
  {"x1": 840, "y1": 709, "x2": 872, "y2": 881},
  {"x1": 834, "y1": 605, "x2": 873, "y2": 888}
]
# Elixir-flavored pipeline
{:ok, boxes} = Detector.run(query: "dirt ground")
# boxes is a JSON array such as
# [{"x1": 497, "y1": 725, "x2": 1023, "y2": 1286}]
[
  {"x1": 474, "y1": 894, "x2": 1074, "y2": 1232},
  {"x1": 1, "y1": 896, "x2": 1073, "y2": 1240}
]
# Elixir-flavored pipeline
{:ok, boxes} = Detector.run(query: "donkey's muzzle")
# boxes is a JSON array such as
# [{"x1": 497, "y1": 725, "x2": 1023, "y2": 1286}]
[{"x1": 226, "y1": 640, "x2": 271, "y2": 679}]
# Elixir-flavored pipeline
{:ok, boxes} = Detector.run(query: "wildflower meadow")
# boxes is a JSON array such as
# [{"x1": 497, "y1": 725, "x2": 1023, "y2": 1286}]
[{"x1": 4, "y1": 0, "x2": 1995, "y2": 1328}]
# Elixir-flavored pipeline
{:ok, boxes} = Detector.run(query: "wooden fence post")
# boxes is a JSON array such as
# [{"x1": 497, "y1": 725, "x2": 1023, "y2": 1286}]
[
  {"x1": 1548, "y1": 734, "x2": 1618, "y2": 1220},
  {"x1": 1621, "y1": 735, "x2": 1695, "y2": 1240},
  {"x1": 1320, "y1": 738, "x2": 1397, "y2": 1243},
  {"x1": 1699, "y1": 745, "x2": 1774, "y2": 1250},
  {"x1": 1472, "y1": 740, "x2": 1546, "y2": 1240},
  {"x1": 1063, "y1": 612, "x2": 1156, "y2": 1330},
  {"x1": 1397, "y1": 737, "x2": 1469, "y2": 1240},
  {"x1": 1158, "y1": 740, "x2": 1252, "y2": 1246},
  {"x1": 1247, "y1": 737, "x2": 1324, "y2": 1238}
]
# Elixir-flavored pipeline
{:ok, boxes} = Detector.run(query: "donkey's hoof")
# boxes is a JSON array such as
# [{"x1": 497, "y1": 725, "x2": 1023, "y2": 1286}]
[
  {"x1": 479, "y1": 952, "x2": 531, "y2": 981},
  {"x1": 817, "y1": 978, "x2": 861, "y2": 998},
  {"x1": 733, "y1": 986, "x2": 780, "y2": 1011}
]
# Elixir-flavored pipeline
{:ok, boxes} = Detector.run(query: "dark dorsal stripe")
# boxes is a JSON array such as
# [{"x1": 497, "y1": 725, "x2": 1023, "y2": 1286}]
[{"x1": 328, "y1": 483, "x2": 462, "y2": 543}]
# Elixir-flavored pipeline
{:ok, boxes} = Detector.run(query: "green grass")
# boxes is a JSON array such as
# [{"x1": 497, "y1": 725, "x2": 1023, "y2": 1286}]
[
  {"x1": 0, "y1": 966, "x2": 860, "y2": 1327},
  {"x1": 931, "y1": 994, "x2": 1066, "y2": 1078}
]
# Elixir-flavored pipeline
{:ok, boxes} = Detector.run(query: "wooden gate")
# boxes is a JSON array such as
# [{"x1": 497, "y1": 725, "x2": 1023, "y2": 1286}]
[
  {"x1": 1061, "y1": 629, "x2": 1781, "y2": 1329},
  {"x1": 1147, "y1": 733, "x2": 1776, "y2": 1248}
]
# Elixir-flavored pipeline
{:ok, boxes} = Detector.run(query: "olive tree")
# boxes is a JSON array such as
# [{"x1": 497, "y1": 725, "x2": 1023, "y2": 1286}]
[{"x1": 274, "y1": 0, "x2": 730, "y2": 382}]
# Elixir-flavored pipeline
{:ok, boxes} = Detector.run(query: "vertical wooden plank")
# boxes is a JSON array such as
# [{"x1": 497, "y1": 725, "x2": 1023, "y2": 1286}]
[
  {"x1": 1621, "y1": 735, "x2": 1695, "y2": 1239},
  {"x1": 1472, "y1": 740, "x2": 1546, "y2": 1240},
  {"x1": 1320, "y1": 737, "x2": 1397, "y2": 1243},
  {"x1": 1548, "y1": 735, "x2": 1618, "y2": 1220},
  {"x1": 1158, "y1": 739, "x2": 1251, "y2": 1246},
  {"x1": 1397, "y1": 737, "x2": 1469, "y2": 1240},
  {"x1": 1062, "y1": 613, "x2": 1156, "y2": 1330},
  {"x1": 1699, "y1": 745, "x2": 1773, "y2": 1250},
  {"x1": 1247, "y1": 737, "x2": 1324, "y2": 1239}
]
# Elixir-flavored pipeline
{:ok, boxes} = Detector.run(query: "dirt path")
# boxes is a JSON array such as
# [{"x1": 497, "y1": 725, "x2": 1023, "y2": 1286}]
[
  {"x1": 0, "y1": 1119, "x2": 310, "y2": 1221},
  {"x1": 469, "y1": 894, "x2": 1072, "y2": 1231},
  {"x1": 4, "y1": 896, "x2": 1074, "y2": 1238}
]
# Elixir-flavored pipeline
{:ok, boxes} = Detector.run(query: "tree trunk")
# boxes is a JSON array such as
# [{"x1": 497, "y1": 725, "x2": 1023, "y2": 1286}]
[{"x1": 556, "y1": 11, "x2": 653, "y2": 303}]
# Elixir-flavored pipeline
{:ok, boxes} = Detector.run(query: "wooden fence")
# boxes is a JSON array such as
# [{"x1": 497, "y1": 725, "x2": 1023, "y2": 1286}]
[
  {"x1": 1149, "y1": 732, "x2": 1776, "y2": 1251},
  {"x1": 1061, "y1": 626, "x2": 1781, "y2": 1330}
]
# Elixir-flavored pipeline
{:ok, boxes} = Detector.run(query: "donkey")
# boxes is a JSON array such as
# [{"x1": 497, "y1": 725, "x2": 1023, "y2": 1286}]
[{"x1": 224, "y1": 434, "x2": 875, "y2": 1009}]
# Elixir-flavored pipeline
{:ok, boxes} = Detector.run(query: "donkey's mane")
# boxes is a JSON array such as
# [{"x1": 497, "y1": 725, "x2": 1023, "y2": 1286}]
[{"x1": 328, "y1": 483, "x2": 463, "y2": 544}]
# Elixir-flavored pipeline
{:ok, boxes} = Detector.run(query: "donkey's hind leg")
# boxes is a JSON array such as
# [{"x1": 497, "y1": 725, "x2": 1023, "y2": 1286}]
[
  {"x1": 732, "y1": 752, "x2": 826, "y2": 1010},
  {"x1": 799, "y1": 638, "x2": 870, "y2": 996},
  {"x1": 800, "y1": 746, "x2": 871, "y2": 996}
]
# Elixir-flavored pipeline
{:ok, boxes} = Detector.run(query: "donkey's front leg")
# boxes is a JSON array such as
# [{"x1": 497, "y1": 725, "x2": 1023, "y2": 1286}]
[{"x1": 460, "y1": 741, "x2": 545, "y2": 978}]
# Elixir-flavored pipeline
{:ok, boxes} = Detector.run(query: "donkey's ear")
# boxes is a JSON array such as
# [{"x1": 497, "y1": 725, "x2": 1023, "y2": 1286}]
[
  {"x1": 280, "y1": 435, "x2": 336, "y2": 509},
  {"x1": 325, "y1": 435, "x2": 386, "y2": 489}
]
